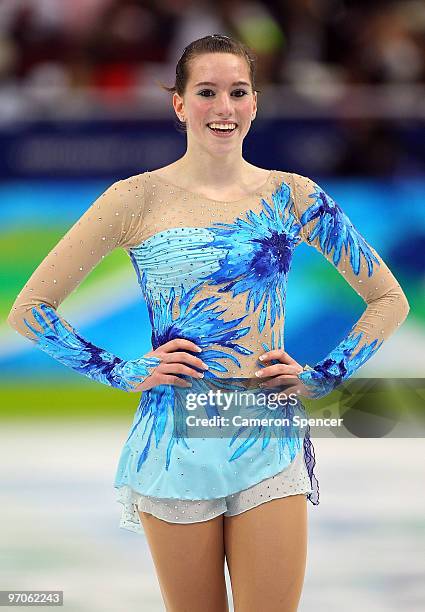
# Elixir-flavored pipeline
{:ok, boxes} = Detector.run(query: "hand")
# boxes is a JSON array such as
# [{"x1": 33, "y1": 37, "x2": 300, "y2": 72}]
[
  {"x1": 127, "y1": 338, "x2": 209, "y2": 392},
  {"x1": 255, "y1": 349, "x2": 314, "y2": 399}
]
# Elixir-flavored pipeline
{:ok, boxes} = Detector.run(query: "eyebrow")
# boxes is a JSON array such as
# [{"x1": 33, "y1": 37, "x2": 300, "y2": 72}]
[{"x1": 193, "y1": 81, "x2": 251, "y2": 87}]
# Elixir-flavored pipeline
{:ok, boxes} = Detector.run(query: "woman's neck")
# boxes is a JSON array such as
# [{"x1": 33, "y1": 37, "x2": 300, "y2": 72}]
[{"x1": 173, "y1": 151, "x2": 253, "y2": 190}]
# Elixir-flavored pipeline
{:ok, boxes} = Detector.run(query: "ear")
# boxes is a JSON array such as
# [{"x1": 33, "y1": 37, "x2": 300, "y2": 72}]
[
  {"x1": 252, "y1": 90, "x2": 257, "y2": 120},
  {"x1": 173, "y1": 92, "x2": 185, "y2": 121}
]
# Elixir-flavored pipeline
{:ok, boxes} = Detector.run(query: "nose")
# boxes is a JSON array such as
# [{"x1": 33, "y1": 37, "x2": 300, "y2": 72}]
[{"x1": 214, "y1": 92, "x2": 233, "y2": 117}]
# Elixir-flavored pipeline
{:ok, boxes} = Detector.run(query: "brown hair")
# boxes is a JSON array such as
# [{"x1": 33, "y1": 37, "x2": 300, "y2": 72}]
[{"x1": 157, "y1": 34, "x2": 260, "y2": 134}]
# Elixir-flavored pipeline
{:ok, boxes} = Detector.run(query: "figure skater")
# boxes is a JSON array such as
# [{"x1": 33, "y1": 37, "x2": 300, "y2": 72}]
[{"x1": 8, "y1": 34, "x2": 409, "y2": 611}]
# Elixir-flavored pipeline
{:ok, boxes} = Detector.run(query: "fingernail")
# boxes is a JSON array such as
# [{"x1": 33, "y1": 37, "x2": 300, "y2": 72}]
[
  {"x1": 255, "y1": 370, "x2": 262, "y2": 377},
  {"x1": 195, "y1": 346, "x2": 202, "y2": 352},
  {"x1": 259, "y1": 355, "x2": 265, "y2": 361}
]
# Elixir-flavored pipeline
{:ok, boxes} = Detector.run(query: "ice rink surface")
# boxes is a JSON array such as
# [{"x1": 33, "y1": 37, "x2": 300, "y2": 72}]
[{"x1": 1, "y1": 421, "x2": 424, "y2": 612}]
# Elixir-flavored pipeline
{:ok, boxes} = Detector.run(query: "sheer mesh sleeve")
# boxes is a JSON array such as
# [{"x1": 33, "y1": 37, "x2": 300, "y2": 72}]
[
  {"x1": 7, "y1": 176, "x2": 160, "y2": 392},
  {"x1": 291, "y1": 173, "x2": 410, "y2": 399}
]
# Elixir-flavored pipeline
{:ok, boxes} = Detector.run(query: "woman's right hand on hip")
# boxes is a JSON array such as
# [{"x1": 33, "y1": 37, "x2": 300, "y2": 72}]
[{"x1": 127, "y1": 338, "x2": 209, "y2": 392}]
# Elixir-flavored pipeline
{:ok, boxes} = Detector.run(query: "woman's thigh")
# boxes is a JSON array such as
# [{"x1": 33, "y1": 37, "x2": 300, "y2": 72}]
[
  {"x1": 224, "y1": 494, "x2": 308, "y2": 612},
  {"x1": 138, "y1": 509, "x2": 229, "y2": 612}
]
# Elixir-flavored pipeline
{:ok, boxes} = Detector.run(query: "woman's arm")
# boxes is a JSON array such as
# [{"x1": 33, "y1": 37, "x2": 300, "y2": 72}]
[
  {"x1": 7, "y1": 176, "x2": 160, "y2": 392},
  {"x1": 291, "y1": 173, "x2": 410, "y2": 399}
]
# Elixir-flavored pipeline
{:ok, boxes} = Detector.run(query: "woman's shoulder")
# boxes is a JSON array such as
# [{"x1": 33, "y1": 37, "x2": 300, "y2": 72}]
[
  {"x1": 273, "y1": 169, "x2": 312, "y2": 183},
  {"x1": 115, "y1": 168, "x2": 180, "y2": 192},
  {"x1": 111, "y1": 171, "x2": 150, "y2": 187},
  {"x1": 273, "y1": 171, "x2": 319, "y2": 199}
]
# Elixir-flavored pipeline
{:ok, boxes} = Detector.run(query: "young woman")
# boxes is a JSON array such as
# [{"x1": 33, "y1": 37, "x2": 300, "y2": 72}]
[{"x1": 8, "y1": 34, "x2": 409, "y2": 612}]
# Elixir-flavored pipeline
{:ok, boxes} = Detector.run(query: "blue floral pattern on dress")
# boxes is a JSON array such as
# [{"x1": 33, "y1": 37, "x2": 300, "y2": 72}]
[
  {"x1": 295, "y1": 179, "x2": 385, "y2": 398},
  {"x1": 300, "y1": 183, "x2": 380, "y2": 275},
  {"x1": 123, "y1": 279, "x2": 254, "y2": 470},
  {"x1": 204, "y1": 181, "x2": 302, "y2": 332},
  {"x1": 227, "y1": 393, "x2": 304, "y2": 462},
  {"x1": 297, "y1": 329, "x2": 383, "y2": 399},
  {"x1": 143, "y1": 278, "x2": 254, "y2": 373},
  {"x1": 23, "y1": 302, "x2": 160, "y2": 391}
]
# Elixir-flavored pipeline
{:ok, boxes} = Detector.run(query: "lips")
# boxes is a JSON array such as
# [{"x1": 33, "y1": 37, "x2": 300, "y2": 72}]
[{"x1": 206, "y1": 122, "x2": 238, "y2": 136}]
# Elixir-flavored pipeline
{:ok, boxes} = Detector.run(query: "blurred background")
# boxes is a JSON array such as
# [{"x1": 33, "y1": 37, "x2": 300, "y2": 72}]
[{"x1": 1, "y1": 0, "x2": 424, "y2": 610}]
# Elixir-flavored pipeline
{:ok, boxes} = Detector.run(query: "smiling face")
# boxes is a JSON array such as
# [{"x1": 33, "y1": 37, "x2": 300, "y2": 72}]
[{"x1": 173, "y1": 52, "x2": 257, "y2": 155}]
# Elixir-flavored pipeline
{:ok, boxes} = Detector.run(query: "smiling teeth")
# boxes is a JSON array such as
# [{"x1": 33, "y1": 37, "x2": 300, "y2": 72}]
[{"x1": 208, "y1": 123, "x2": 236, "y2": 130}]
